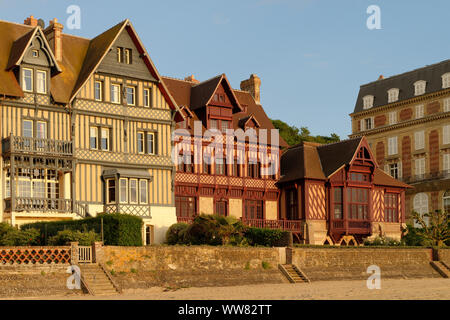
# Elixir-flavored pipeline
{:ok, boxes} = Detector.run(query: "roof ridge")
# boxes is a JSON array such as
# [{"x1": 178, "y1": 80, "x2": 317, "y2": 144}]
[
  {"x1": 0, "y1": 19, "x2": 34, "y2": 29},
  {"x1": 192, "y1": 74, "x2": 223, "y2": 87},
  {"x1": 316, "y1": 137, "x2": 361, "y2": 149},
  {"x1": 161, "y1": 75, "x2": 197, "y2": 84}
]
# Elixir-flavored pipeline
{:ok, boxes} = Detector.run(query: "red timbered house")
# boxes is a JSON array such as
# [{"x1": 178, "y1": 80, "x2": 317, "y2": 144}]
[{"x1": 277, "y1": 137, "x2": 411, "y2": 245}]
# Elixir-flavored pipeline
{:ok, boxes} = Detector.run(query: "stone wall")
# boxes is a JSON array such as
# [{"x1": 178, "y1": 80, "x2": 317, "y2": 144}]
[
  {"x1": 438, "y1": 248, "x2": 450, "y2": 265},
  {"x1": 97, "y1": 245, "x2": 286, "y2": 289},
  {"x1": 291, "y1": 247, "x2": 440, "y2": 281}
]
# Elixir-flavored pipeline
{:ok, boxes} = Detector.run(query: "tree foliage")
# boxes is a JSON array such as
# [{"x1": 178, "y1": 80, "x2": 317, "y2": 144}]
[
  {"x1": 271, "y1": 119, "x2": 340, "y2": 146},
  {"x1": 410, "y1": 210, "x2": 450, "y2": 247}
]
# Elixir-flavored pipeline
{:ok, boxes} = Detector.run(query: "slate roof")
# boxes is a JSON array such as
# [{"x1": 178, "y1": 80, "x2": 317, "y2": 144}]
[{"x1": 353, "y1": 59, "x2": 450, "y2": 113}]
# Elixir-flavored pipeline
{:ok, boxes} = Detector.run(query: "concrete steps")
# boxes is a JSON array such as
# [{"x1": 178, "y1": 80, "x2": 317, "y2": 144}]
[
  {"x1": 279, "y1": 264, "x2": 310, "y2": 283},
  {"x1": 430, "y1": 261, "x2": 450, "y2": 278},
  {"x1": 79, "y1": 264, "x2": 120, "y2": 296}
]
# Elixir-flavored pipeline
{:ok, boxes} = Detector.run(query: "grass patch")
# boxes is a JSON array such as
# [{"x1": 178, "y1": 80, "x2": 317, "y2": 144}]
[
  {"x1": 106, "y1": 260, "x2": 113, "y2": 266},
  {"x1": 244, "y1": 261, "x2": 250, "y2": 270},
  {"x1": 130, "y1": 268, "x2": 138, "y2": 274},
  {"x1": 261, "y1": 261, "x2": 271, "y2": 270}
]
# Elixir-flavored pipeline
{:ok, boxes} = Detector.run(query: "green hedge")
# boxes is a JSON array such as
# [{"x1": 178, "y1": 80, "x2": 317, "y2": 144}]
[
  {"x1": 21, "y1": 214, "x2": 143, "y2": 246},
  {"x1": 244, "y1": 227, "x2": 290, "y2": 247}
]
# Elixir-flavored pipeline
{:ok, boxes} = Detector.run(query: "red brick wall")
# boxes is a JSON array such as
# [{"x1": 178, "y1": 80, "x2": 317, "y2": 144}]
[
  {"x1": 402, "y1": 136, "x2": 412, "y2": 178},
  {"x1": 376, "y1": 142, "x2": 385, "y2": 166},
  {"x1": 426, "y1": 101, "x2": 440, "y2": 115},
  {"x1": 400, "y1": 108, "x2": 413, "y2": 121},
  {"x1": 374, "y1": 115, "x2": 386, "y2": 127},
  {"x1": 429, "y1": 130, "x2": 440, "y2": 174}
]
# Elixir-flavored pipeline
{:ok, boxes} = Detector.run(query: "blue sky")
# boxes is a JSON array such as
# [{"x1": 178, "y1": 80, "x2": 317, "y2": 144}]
[{"x1": 1, "y1": 0, "x2": 449, "y2": 139}]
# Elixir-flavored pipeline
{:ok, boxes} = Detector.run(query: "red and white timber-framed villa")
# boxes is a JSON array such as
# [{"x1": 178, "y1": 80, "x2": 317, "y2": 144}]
[
  {"x1": 163, "y1": 74, "x2": 291, "y2": 228},
  {"x1": 277, "y1": 137, "x2": 411, "y2": 245}
]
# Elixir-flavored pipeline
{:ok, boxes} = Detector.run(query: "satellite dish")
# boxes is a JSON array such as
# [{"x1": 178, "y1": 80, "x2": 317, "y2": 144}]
[{"x1": 37, "y1": 19, "x2": 45, "y2": 29}]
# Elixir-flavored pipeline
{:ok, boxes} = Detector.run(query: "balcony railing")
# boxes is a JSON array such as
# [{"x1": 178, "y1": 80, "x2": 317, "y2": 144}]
[
  {"x1": 5, "y1": 197, "x2": 72, "y2": 213},
  {"x1": 241, "y1": 218, "x2": 303, "y2": 232},
  {"x1": 104, "y1": 203, "x2": 151, "y2": 217},
  {"x1": 331, "y1": 219, "x2": 371, "y2": 234},
  {"x1": 400, "y1": 170, "x2": 450, "y2": 184},
  {"x1": 2, "y1": 136, "x2": 73, "y2": 156},
  {"x1": 177, "y1": 216, "x2": 196, "y2": 224}
]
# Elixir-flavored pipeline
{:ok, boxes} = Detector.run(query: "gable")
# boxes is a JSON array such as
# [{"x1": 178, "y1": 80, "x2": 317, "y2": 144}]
[
  {"x1": 96, "y1": 28, "x2": 157, "y2": 82},
  {"x1": 22, "y1": 34, "x2": 55, "y2": 68}
]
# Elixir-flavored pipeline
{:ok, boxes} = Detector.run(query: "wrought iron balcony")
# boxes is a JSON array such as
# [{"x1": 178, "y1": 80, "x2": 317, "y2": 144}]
[
  {"x1": 400, "y1": 170, "x2": 450, "y2": 184},
  {"x1": 2, "y1": 136, "x2": 73, "y2": 157},
  {"x1": 4, "y1": 197, "x2": 72, "y2": 213}
]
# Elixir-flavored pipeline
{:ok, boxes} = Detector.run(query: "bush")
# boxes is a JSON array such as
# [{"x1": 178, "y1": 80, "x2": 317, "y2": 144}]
[
  {"x1": 363, "y1": 236, "x2": 402, "y2": 247},
  {"x1": 244, "y1": 227, "x2": 289, "y2": 247},
  {"x1": 0, "y1": 227, "x2": 40, "y2": 246},
  {"x1": 22, "y1": 214, "x2": 143, "y2": 246},
  {"x1": 165, "y1": 223, "x2": 189, "y2": 245},
  {"x1": 48, "y1": 229, "x2": 101, "y2": 246}
]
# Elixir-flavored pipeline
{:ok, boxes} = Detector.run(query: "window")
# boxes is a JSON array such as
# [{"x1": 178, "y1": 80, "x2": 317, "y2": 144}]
[
  {"x1": 107, "y1": 179, "x2": 116, "y2": 204},
  {"x1": 232, "y1": 161, "x2": 240, "y2": 177},
  {"x1": 347, "y1": 188, "x2": 369, "y2": 220},
  {"x1": 90, "y1": 127, "x2": 98, "y2": 149},
  {"x1": 415, "y1": 158, "x2": 426, "y2": 179},
  {"x1": 248, "y1": 163, "x2": 260, "y2": 178},
  {"x1": 137, "y1": 132, "x2": 145, "y2": 154},
  {"x1": 178, "y1": 154, "x2": 194, "y2": 173},
  {"x1": 36, "y1": 121, "x2": 46, "y2": 140},
  {"x1": 119, "y1": 178, "x2": 128, "y2": 203},
  {"x1": 124, "y1": 49, "x2": 132, "y2": 64},
  {"x1": 145, "y1": 225, "x2": 153, "y2": 245},
  {"x1": 215, "y1": 157, "x2": 226, "y2": 175},
  {"x1": 389, "y1": 163, "x2": 400, "y2": 179},
  {"x1": 333, "y1": 187, "x2": 343, "y2": 219},
  {"x1": 175, "y1": 196, "x2": 197, "y2": 218},
  {"x1": 32, "y1": 50, "x2": 39, "y2": 58},
  {"x1": 36, "y1": 70, "x2": 46, "y2": 94},
  {"x1": 144, "y1": 88, "x2": 151, "y2": 107},
  {"x1": 414, "y1": 131, "x2": 425, "y2": 150},
  {"x1": 444, "y1": 98, "x2": 450, "y2": 112},
  {"x1": 244, "y1": 200, "x2": 263, "y2": 220},
  {"x1": 139, "y1": 180, "x2": 148, "y2": 204},
  {"x1": 126, "y1": 87, "x2": 135, "y2": 106},
  {"x1": 442, "y1": 73, "x2": 450, "y2": 89},
  {"x1": 388, "y1": 88, "x2": 399, "y2": 103},
  {"x1": 286, "y1": 189, "x2": 299, "y2": 220},
  {"x1": 364, "y1": 118, "x2": 373, "y2": 130},
  {"x1": 22, "y1": 68, "x2": 33, "y2": 92},
  {"x1": 210, "y1": 119, "x2": 218, "y2": 130},
  {"x1": 384, "y1": 193, "x2": 398, "y2": 222},
  {"x1": 147, "y1": 132, "x2": 155, "y2": 155},
  {"x1": 215, "y1": 199, "x2": 227, "y2": 216},
  {"x1": 416, "y1": 104, "x2": 424, "y2": 118},
  {"x1": 363, "y1": 95, "x2": 374, "y2": 109},
  {"x1": 94, "y1": 81, "x2": 103, "y2": 101},
  {"x1": 388, "y1": 111, "x2": 397, "y2": 125},
  {"x1": 444, "y1": 125, "x2": 450, "y2": 145},
  {"x1": 444, "y1": 154, "x2": 450, "y2": 173},
  {"x1": 111, "y1": 84, "x2": 121, "y2": 104},
  {"x1": 414, "y1": 80, "x2": 426, "y2": 96},
  {"x1": 413, "y1": 193, "x2": 429, "y2": 227},
  {"x1": 443, "y1": 190, "x2": 450, "y2": 213},
  {"x1": 116, "y1": 47, "x2": 123, "y2": 63},
  {"x1": 221, "y1": 120, "x2": 230, "y2": 133},
  {"x1": 388, "y1": 136, "x2": 398, "y2": 156},
  {"x1": 350, "y1": 172, "x2": 369, "y2": 182},
  {"x1": 23, "y1": 120, "x2": 33, "y2": 138},
  {"x1": 129, "y1": 179, "x2": 138, "y2": 204},
  {"x1": 203, "y1": 155, "x2": 212, "y2": 174},
  {"x1": 101, "y1": 128, "x2": 110, "y2": 151}
]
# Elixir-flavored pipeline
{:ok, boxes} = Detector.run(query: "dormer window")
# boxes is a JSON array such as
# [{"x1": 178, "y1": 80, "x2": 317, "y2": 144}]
[
  {"x1": 117, "y1": 47, "x2": 132, "y2": 64},
  {"x1": 124, "y1": 49, "x2": 132, "y2": 64},
  {"x1": 36, "y1": 70, "x2": 47, "y2": 94},
  {"x1": 414, "y1": 80, "x2": 426, "y2": 96},
  {"x1": 442, "y1": 73, "x2": 450, "y2": 89},
  {"x1": 363, "y1": 95, "x2": 374, "y2": 109},
  {"x1": 387, "y1": 88, "x2": 399, "y2": 103},
  {"x1": 22, "y1": 68, "x2": 33, "y2": 92}
]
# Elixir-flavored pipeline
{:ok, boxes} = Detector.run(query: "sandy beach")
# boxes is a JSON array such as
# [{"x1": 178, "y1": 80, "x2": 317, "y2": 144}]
[{"x1": 12, "y1": 278, "x2": 450, "y2": 300}]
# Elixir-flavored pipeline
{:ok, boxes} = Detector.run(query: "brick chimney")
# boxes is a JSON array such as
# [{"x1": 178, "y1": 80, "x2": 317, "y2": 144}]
[
  {"x1": 378, "y1": 75, "x2": 385, "y2": 80},
  {"x1": 184, "y1": 75, "x2": 199, "y2": 84},
  {"x1": 240, "y1": 74, "x2": 261, "y2": 105},
  {"x1": 24, "y1": 15, "x2": 38, "y2": 27},
  {"x1": 44, "y1": 18, "x2": 64, "y2": 61}
]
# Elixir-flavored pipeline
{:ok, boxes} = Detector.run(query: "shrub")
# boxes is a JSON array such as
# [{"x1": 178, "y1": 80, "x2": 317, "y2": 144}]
[
  {"x1": 0, "y1": 227, "x2": 40, "y2": 246},
  {"x1": 48, "y1": 229, "x2": 100, "y2": 246},
  {"x1": 244, "y1": 227, "x2": 289, "y2": 247},
  {"x1": 22, "y1": 214, "x2": 143, "y2": 246},
  {"x1": 165, "y1": 223, "x2": 189, "y2": 245},
  {"x1": 261, "y1": 261, "x2": 271, "y2": 269},
  {"x1": 364, "y1": 236, "x2": 402, "y2": 247}
]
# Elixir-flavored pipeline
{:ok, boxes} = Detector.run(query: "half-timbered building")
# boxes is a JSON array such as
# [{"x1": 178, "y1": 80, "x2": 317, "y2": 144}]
[
  {"x1": 0, "y1": 16, "x2": 180, "y2": 244},
  {"x1": 277, "y1": 137, "x2": 411, "y2": 245}
]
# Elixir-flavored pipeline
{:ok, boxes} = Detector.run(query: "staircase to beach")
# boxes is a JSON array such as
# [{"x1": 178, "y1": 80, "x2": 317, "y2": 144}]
[
  {"x1": 279, "y1": 264, "x2": 310, "y2": 283},
  {"x1": 430, "y1": 261, "x2": 450, "y2": 278},
  {"x1": 79, "y1": 264, "x2": 121, "y2": 296}
]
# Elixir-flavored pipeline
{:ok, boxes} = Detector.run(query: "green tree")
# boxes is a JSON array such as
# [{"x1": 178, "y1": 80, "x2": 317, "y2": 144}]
[
  {"x1": 411, "y1": 210, "x2": 450, "y2": 247},
  {"x1": 271, "y1": 119, "x2": 340, "y2": 146}
]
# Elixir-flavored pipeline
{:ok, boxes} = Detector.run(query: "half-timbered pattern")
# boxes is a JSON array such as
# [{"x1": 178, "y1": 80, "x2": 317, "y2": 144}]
[
  {"x1": 0, "y1": 16, "x2": 180, "y2": 243},
  {"x1": 350, "y1": 60, "x2": 450, "y2": 224},
  {"x1": 163, "y1": 74, "x2": 288, "y2": 225},
  {"x1": 277, "y1": 137, "x2": 410, "y2": 245}
]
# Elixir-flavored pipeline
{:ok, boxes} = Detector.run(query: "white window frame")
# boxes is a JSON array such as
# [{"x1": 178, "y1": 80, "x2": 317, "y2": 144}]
[
  {"x1": 387, "y1": 88, "x2": 399, "y2": 103},
  {"x1": 443, "y1": 153, "x2": 450, "y2": 173},
  {"x1": 111, "y1": 84, "x2": 121, "y2": 104},
  {"x1": 90, "y1": 127, "x2": 98, "y2": 150},
  {"x1": 444, "y1": 98, "x2": 450, "y2": 112},
  {"x1": 125, "y1": 49, "x2": 131, "y2": 64},
  {"x1": 101, "y1": 127, "x2": 110, "y2": 151},
  {"x1": 415, "y1": 158, "x2": 426, "y2": 178},
  {"x1": 36, "y1": 121, "x2": 47, "y2": 139},
  {"x1": 444, "y1": 125, "x2": 450, "y2": 145},
  {"x1": 36, "y1": 70, "x2": 47, "y2": 94},
  {"x1": 414, "y1": 80, "x2": 426, "y2": 96},
  {"x1": 126, "y1": 86, "x2": 135, "y2": 106},
  {"x1": 442, "y1": 73, "x2": 450, "y2": 89},
  {"x1": 22, "y1": 68, "x2": 33, "y2": 92},
  {"x1": 94, "y1": 81, "x2": 103, "y2": 101},
  {"x1": 414, "y1": 131, "x2": 425, "y2": 150},
  {"x1": 389, "y1": 163, "x2": 400, "y2": 179},
  {"x1": 147, "y1": 132, "x2": 155, "y2": 155},
  {"x1": 139, "y1": 179, "x2": 148, "y2": 204},
  {"x1": 119, "y1": 178, "x2": 128, "y2": 203},
  {"x1": 137, "y1": 131, "x2": 145, "y2": 154},
  {"x1": 363, "y1": 95, "x2": 374, "y2": 110},
  {"x1": 415, "y1": 104, "x2": 424, "y2": 119},
  {"x1": 129, "y1": 179, "x2": 138, "y2": 204},
  {"x1": 363, "y1": 117, "x2": 373, "y2": 130},
  {"x1": 23, "y1": 120, "x2": 33, "y2": 138},
  {"x1": 388, "y1": 136, "x2": 398, "y2": 156},
  {"x1": 144, "y1": 88, "x2": 150, "y2": 107},
  {"x1": 413, "y1": 193, "x2": 429, "y2": 228},
  {"x1": 388, "y1": 111, "x2": 397, "y2": 125}
]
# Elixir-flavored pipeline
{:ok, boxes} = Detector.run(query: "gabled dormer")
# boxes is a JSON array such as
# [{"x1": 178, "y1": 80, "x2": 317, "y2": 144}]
[{"x1": 238, "y1": 114, "x2": 260, "y2": 130}]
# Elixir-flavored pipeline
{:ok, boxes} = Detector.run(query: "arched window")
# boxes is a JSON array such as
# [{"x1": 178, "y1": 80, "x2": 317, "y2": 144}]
[
  {"x1": 443, "y1": 190, "x2": 450, "y2": 213},
  {"x1": 413, "y1": 193, "x2": 429, "y2": 227}
]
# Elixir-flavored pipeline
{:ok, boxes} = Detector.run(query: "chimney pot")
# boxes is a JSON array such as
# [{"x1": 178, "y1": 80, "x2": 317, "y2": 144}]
[
  {"x1": 184, "y1": 75, "x2": 199, "y2": 83},
  {"x1": 240, "y1": 74, "x2": 261, "y2": 104},
  {"x1": 378, "y1": 75, "x2": 384, "y2": 80},
  {"x1": 24, "y1": 15, "x2": 38, "y2": 27},
  {"x1": 44, "y1": 18, "x2": 64, "y2": 61}
]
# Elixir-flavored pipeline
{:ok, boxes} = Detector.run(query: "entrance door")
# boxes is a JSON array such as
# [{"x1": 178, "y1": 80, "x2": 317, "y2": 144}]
[{"x1": 215, "y1": 199, "x2": 227, "y2": 216}]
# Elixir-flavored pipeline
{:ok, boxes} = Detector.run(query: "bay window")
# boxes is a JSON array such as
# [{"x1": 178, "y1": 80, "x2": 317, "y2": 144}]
[
  {"x1": 384, "y1": 193, "x2": 398, "y2": 222},
  {"x1": 129, "y1": 179, "x2": 138, "y2": 204},
  {"x1": 333, "y1": 187, "x2": 343, "y2": 219},
  {"x1": 119, "y1": 178, "x2": 128, "y2": 203},
  {"x1": 347, "y1": 188, "x2": 369, "y2": 220}
]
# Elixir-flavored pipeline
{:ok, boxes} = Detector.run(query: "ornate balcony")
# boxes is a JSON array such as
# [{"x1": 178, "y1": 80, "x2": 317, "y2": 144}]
[
  {"x1": 2, "y1": 136, "x2": 73, "y2": 157},
  {"x1": 4, "y1": 197, "x2": 72, "y2": 213},
  {"x1": 241, "y1": 218, "x2": 303, "y2": 232},
  {"x1": 401, "y1": 170, "x2": 450, "y2": 184}
]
